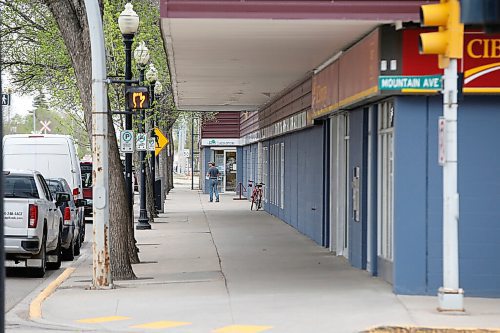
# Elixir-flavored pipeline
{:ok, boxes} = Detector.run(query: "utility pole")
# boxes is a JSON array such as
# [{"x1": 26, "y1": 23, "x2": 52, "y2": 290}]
[
  {"x1": 419, "y1": 0, "x2": 464, "y2": 311},
  {"x1": 0, "y1": 4, "x2": 6, "y2": 330},
  {"x1": 85, "y1": 0, "x2": 112, "y2": 287}
]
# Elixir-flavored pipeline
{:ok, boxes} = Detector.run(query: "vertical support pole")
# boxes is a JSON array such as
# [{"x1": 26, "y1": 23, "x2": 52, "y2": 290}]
[
  {"x1": 150, "y1": 82, "x2": 156, "y2": 208},
  {"x1": 191, "y1": 113, "x2": 195, "y2": 190},
  {"x1": 123, "y1": 35, "x2": 134, "y2": 223},
  {"x1": 0, "y1": 4, "x2": 6, "y2": 328},
  {"x1": 438, "y1": 58, "x2": 463, "y2": 311},
  {"x1": 85, "y1": 0, "x2": 112, "y2": 288},
  {"x1": 137, "y1": 69, "x2": 151, "y2": 230}
]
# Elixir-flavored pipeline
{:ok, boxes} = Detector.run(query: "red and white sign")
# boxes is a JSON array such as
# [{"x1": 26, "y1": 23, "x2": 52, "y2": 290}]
[{"x1": 403, "y1": 30, "x2": 500, "y2": 93}]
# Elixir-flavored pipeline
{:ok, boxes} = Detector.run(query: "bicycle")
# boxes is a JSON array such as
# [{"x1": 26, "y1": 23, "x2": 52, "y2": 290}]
[{"x1": 248, "y1": 180, "x2": 265, "y2": 211}]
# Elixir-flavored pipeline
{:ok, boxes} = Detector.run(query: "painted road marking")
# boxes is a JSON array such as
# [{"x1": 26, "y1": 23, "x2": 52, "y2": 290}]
[
  {"x1": 77, "y1": 316, "x2": 131, "y2": 324},
  {"x1": 214, "y1": 325, "x2": 273, "y2": 333},
  {"x1": 130, "y1": 321, "x2": 191, "y2": 329}
]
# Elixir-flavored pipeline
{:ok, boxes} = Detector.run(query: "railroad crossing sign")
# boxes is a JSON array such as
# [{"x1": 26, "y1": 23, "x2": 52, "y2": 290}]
[
  {"x1": 154, "y1": 127, "x2": 169, "y2": 157},
  {"x1": 136, "y1": 133, "x2": 147, "y2": 151},
  {"x1": 120, "y1": 130, "x2": 134, "y2": 152},
  {"x1": 1, "y1": 93, "x2": 10, "y2": 106},
  {"x1": 40, "y1": 120, "x2": 51, "y2": 134}
]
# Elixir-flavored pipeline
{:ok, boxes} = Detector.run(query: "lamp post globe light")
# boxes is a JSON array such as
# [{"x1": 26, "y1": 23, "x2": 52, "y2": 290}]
[
  {"x1": 118, "y1": 2, "x2": 139, "y2": 220},
  {"x1": 135, "y1": 41, "x2": 151, "y2": 230},
  {"x1": 146, "y1": 64, "x2": 159, "y2": 212}
]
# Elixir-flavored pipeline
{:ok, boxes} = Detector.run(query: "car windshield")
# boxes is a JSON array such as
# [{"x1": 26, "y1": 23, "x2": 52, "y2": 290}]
[
  {"x1": 4, "y1": 175, "x2": 40, "y2": 199},
  {"x1": 46, "y1": 179, "x2": 65, "y2": 197}
]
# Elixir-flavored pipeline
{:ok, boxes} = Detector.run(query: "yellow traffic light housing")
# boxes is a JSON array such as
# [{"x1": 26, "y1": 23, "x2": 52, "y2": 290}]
[{"x1": 419, "y1": 0, "x2": 464, "y2": 69}]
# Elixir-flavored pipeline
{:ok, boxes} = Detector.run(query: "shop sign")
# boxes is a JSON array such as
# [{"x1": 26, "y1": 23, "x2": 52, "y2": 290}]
[
  {"x1": 202, "y1": 138, "x2": 241, "y2": 146},
  {"x1": 402, "y1": 30, "x2": 500, "y2": 93}
]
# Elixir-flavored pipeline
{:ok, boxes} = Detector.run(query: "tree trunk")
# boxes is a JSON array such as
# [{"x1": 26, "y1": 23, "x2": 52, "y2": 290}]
[
  {"x1": 146, "y1": 159, "x2": 157, "y2": 220},
  {"x1": 44, "y1": 0, "x2": 136, "y2": 278}
]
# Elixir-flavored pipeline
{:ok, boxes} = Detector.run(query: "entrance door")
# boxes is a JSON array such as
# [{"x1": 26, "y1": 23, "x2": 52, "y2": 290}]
[
  {"x1": 330, "y1": 113, "x2": 349, "y2": 258},
  {"x1": 214, "y1": 150, "x2": 225, "y2": 192},
  {"x1": 225, "y1": 150, "x2": 237, "y2": 192}
]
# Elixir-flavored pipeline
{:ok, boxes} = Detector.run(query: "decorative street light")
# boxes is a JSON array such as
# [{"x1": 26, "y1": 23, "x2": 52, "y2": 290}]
[
  {"x1": 146, "y1": 64, "x2": 159, "y2": 212},
  {"x1": 118, "y1": 2, "x2": 139, "y2": 220},
  {"x1": 134, "y1": 41, "x2": 151, "y2": 230}
]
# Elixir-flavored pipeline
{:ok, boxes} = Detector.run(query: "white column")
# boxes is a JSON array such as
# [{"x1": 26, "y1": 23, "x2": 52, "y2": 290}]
[
  {"x1": 438, "y1": 58, "x2": 463, "y2": 311},
  {"x1": 85, "y1": 0, "x2": 112, "y2": 288}
]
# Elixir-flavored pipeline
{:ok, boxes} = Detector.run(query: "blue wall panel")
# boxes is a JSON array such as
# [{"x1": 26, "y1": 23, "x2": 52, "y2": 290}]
[
  {"x1": 393, "y1": 96, "x2": 430, "y2": 294},
  {"x1": 394, "y1": 95, "x2": 500, "y2": 297},
  {"x1": 348, "y1": 109, "x2": 368, "y2": 270}
]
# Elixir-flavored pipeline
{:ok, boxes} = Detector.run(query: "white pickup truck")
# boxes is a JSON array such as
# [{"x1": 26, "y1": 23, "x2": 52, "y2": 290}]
[{"x1": 4, "y1": 170, "x2": 68, "y2": 277}]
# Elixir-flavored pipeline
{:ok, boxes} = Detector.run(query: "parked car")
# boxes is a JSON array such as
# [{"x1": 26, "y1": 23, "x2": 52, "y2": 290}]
[
  {"x1": 3, "y1": 134, "x2": 85, "y2": 249},
  {"x1": 47, "y1": 178, "x2": 86, "y2": 259},
  {"x1": 80, "y1": 161, "x2": 93, "y2": 218},
  {"x1": 4, "y1": 170, "x2": 67, "y2": 277}
]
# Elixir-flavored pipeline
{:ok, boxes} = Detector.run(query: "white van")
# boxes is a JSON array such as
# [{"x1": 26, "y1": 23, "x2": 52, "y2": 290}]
[{"x1": 3, "y1": 135, "x2": 84, "y2": 248}]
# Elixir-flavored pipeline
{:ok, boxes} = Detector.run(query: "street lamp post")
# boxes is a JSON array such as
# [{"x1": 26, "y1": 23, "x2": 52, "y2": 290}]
[
  {"x1": 118, "y1": 3, "x2": 139, "y2": 219},
  {"x1": 134, "y1": 41, "x2": 151, "y2": 230},
  {"x1": 146, "y1": 64, "x2": 159, "y2": 210}
]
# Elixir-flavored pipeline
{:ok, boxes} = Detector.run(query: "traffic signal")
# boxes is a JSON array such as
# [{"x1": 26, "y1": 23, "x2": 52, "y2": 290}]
[{"x1": 419, "y1": 0, "x2": 464, "y2": 69}]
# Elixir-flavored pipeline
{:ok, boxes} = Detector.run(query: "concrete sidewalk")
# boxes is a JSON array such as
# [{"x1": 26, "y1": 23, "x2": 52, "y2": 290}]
[{"x1": 15, "y1": 177, "x2": 500, "y2": 332}]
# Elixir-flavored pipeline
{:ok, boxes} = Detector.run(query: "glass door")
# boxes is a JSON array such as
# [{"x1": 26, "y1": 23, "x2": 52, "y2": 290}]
[{"x1": 225, "y1": 150, "x2": 237, "y2": 192}]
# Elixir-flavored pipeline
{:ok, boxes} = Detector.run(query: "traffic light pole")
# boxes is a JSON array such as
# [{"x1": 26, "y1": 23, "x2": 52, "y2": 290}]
[{"x1": 439, "y1": 58, "x2": 463, "y2": 311}]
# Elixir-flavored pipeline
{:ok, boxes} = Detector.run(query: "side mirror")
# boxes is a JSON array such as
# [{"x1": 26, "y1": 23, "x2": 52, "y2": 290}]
[
  {"x1": 55, "y1": 192, "x2": 70, "y2": 206},
  {"x1": 75, "y1": 199, "x2": 88, "y2": 207}
]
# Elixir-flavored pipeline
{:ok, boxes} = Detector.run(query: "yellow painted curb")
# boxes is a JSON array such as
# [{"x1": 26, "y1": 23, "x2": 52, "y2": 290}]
[{"x1": 29, "y1": 267, "x2": 76, "y2": 320}]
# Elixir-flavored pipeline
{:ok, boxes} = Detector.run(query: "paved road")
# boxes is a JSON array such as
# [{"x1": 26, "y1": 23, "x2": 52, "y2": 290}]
[{"x1": 5, "y1": 223, "x2": 91, "y2": 312}]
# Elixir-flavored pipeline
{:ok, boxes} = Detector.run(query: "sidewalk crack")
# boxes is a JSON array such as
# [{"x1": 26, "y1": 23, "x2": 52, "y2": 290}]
[{"x1": 199, "y1": 192, "x2": 235, "y2": 324}]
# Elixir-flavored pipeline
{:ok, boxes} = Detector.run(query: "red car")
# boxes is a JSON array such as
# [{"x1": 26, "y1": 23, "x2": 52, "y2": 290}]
[{"x1": 80, "y1": 161, "x2": 93, "y2": 217}]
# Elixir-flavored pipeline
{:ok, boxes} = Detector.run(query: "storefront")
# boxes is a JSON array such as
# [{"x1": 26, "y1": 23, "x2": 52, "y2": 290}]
[{"x1": 201, "y1": 138, "x2": 241, "y2": 193}]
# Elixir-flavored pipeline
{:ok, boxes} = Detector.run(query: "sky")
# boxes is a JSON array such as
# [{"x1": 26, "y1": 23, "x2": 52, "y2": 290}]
[{"x1": 2, "y1": 74, "x2": 34, "y2": 117}]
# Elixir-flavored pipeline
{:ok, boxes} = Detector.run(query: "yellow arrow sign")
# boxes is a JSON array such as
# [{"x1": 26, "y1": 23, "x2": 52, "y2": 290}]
[{"x1": 154, "y1": 127, "x2": 169, "y2": 157}]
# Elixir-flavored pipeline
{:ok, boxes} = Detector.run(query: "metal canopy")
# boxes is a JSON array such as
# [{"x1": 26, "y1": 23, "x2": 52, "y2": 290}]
[{"x1": 160, "y1": 1, "x2": 425, "y2": 111}]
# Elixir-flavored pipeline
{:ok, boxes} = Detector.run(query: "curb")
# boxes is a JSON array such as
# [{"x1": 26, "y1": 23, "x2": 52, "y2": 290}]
[{"x1": 29, "y1": 267, "x2": 76, "y2": 320}]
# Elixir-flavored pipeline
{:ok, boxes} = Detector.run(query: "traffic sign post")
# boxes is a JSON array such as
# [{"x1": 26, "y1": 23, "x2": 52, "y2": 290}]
[
  {"x1": 136, "y1": 133, "x2": 147, "y2": 151},
  {"x1": 120, "y1": 130, "x2": 134, "y2": 153}
]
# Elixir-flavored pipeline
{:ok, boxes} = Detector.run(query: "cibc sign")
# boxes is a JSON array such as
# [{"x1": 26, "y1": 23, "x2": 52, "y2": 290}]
[{"x1": 126, "y1": 87, "x2": 150, "y2": 110}]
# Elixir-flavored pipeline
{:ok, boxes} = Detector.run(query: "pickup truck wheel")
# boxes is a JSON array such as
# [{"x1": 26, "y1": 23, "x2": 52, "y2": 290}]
[
  {"x1": 62, "y1": 239, "x2": 75, "y2": 261},
  {"x1": 47, "y1": 230, "x2": 62, "y2": 270},
  {"x1": 74, "y1": 234, "x2": 81, "y2": 256},
  {"x1": 30, "y1": 237, "x2": 46, "y2": 278}
]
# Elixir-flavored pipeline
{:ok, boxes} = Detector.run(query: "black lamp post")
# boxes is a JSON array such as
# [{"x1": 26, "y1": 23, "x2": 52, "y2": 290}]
[
  {"x1": 118, "y1": 3, "x2": 139, "y2": 218},
  {"x1": 134, "y1": 41, "x2": 151, "y2": 230},
  {"x1": 146, "y1": 64, "x2": 159, "y2": 210}
]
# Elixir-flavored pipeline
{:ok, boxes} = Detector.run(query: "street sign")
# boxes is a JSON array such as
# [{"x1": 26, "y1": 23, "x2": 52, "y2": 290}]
[
  {"x1": 378, "y1": 75, "x2": 442, "y2": 90},
  {"x1": 136, "y1": 133, "x2": 147, "y2": 151},
  {"x1": 2, "y1": 93, "x2": 11, "y2": 106},
  {"x1": 154, "y1": 127, "x2": 169, "y2": 157},
  {"x1": 126, "y1": 87, "x2": 150, "y2": 110},
  {"x1": 148, "y1": 137, "x2": 156, "y2": 152},
  {"x1": 120, "y1": 130, "x2": 134, "y2": 153},
  {"x1": 40, "y1": 120, "x2": 51, "y2": 134}
]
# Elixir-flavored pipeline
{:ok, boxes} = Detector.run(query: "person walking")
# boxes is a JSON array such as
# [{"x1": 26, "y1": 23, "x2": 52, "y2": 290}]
[{"x1": 207, "y1": 162, "x2": 220, "y2": 202}]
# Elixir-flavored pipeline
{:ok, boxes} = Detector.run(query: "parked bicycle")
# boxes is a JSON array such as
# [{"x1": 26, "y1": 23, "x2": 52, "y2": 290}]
[{"x1": 248, "y1": 180, "x2": 265, "y2": 211}]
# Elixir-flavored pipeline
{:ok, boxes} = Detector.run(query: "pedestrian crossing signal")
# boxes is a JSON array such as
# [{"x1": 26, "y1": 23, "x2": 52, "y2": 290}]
[{"x1": 126, "y1": 87, "x2": 150, "y2": 110}]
